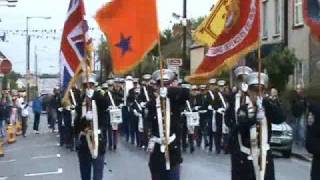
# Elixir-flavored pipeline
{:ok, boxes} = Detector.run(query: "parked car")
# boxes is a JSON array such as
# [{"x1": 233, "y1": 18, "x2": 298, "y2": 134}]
[{"x1": 270, "y1": 122, "x2": 293, "y2": 158}]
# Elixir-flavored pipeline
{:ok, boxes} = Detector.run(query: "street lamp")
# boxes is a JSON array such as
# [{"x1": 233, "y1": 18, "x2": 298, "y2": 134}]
[{"x1": 26, "y1": 16, "x2": 51, "y2": 102}]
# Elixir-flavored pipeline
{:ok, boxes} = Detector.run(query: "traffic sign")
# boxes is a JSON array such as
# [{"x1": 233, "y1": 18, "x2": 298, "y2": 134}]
[
  {"x1": 166, "y1": 58, "x2": 183, "y2": 66},
  {"x1": 0, "y1": 59, "x2": 12, "y2": 75}
]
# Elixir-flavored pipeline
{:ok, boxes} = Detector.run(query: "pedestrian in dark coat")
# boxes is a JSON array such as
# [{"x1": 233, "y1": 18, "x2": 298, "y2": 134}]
[{"x1": 305, "y1": 100, "x2": 320, "y2": 180}]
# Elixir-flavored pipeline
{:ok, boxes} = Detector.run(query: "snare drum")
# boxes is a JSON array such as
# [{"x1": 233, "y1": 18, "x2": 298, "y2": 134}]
[
  {"x1": 185, "y1": 112, "x2": 200, "y2": 127},
  {"x1": 110, "y1": 108, "x2": 123, "y2": 124}
]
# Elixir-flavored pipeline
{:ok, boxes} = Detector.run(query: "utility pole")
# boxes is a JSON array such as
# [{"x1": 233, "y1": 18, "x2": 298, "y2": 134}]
[
  {"x1": 26, "y1": 17, "x2": 30, "y2": 102},
  {"x1": 34, "y1": 46, "x2": 38, "y2": 96},
  {"x1": 182, "y1": 0, "x2": 187, "y2": 76},
  {"x1": 25, "y1": 16, "x2": 50, "y2": 102}
]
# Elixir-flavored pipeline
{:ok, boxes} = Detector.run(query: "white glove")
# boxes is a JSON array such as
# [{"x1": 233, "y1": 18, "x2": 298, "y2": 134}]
[
  {"x1": 208, "y1": 105, "x2": 213, "y2": 110},
  {"x1": 160, "y1": 87, "x2": 167, "y2": 98},
  {"x1": 217, "y1": 108, "x2": 225, "y2": 114},
  {"x1": 140, "y1": 102, "x2": 146, "y2": 108},
  {"x1": 133, "y1": 109, "x2": 141, "y2": 117},
  {"x1": 58, "y1": 107, "x2": 63, "y2": 112},
  {"x1": 147, "y1": 138, "x2": 155, "y2": 153},
  {"x1": 257, "y1": 96, "x2": 263, "y2": 109},
  {"x1": 65, "y1": 106, "x2": 71, "y2": 111},
  {"x1": 85, "y1": 111, "x2": 93, "y2": 121},
  {"x1": 70, "y1": 105, "x2": 75, "y2": 110},
  {"x1": 241, "y1": 83, "x2": 249, "y2": 92},
  {"x1": 71, "y1": 110, "x2": 76, "y2": 116},
  {"x1": 194, "y1": 106, "x2": 199, "y2": 111}
]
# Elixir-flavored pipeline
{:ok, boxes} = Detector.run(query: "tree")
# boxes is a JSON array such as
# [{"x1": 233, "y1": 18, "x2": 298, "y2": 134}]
[
  {"x1": 263, "y1": 46, "x2": 299, "y2": 92},
  {"x1": 1, "y1": 71, "x2": 20, "y2": 90},
  {"x1": 97, "y1": 36, "x2": 112, "y2": 82}
]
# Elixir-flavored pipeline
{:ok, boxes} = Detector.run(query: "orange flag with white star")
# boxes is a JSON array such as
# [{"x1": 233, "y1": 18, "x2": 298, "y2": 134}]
[{"x1": 95, "y1": 0, "x2": 159, "y2": 74}]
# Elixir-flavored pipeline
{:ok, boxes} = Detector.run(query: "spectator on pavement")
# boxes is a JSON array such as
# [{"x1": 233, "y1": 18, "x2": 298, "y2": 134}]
[
  {"x1": 0, "y1": 95, "x2": 10, "y2": 138},
  {"x1": 305, "y1": 100, "x2": 320, "y2": 180},
  {"x1": 291, "y1": 84, "x2": 307, "y2": 146},
  {"x1": 21, "y1": 101, "x2": 29, "y2": 137},
  {"x1": 32, "y1": 96, "x2": 42, "y2": 134}
]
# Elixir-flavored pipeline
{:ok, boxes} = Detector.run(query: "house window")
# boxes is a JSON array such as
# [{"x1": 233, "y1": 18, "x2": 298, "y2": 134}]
[
  {"x1": 263, "y1": 0, "x2": 268, "y2": 38},
  {"x1": 295, "y1": 62, "x2": 304, "y2": 86},
  {"x1": 294, "y1": 0, "x2": 304, "y2": 26},
  {"x1": 274, "y1": 0, "x2": 281, "y2": 35}
]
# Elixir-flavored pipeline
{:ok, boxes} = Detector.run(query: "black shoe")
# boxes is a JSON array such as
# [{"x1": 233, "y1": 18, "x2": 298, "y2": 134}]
[
  {"x1": 113, "y1": 145, "x2": 117, "y2": 150},
  {"x1": 190, "y1": 147, "x2": 194, "y2": 154},
  {"x1": 108, "y1": 146, "x2": 113, "y2": 151}
]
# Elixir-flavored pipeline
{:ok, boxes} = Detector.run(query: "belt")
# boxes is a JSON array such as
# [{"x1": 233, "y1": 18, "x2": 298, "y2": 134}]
[
  {"x1": 199, "y1": 110, "x2": 207, "y2": 113},
  {"x1": 152, "y1": 134, "x2": 176, "y2": 145}
]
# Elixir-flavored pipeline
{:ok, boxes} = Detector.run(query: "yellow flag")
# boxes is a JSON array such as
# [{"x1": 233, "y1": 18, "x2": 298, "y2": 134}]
[{"x1": 193, "y1": 0, "x2": 237, "y2": 47}]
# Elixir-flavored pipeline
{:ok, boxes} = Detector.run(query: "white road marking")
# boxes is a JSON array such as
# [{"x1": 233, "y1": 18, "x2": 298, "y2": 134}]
[
  {"x1": 0, "y1": 159, "x2": 16, "y2": 163},
  {"x1": 0, "y1": 177, "x2": 8, "y2": 180},
  {"x1": 5, "y1": 143, "x2": 57, "y2": 152},
  {"x1": 31, "y1": 154, "x2": 61, "y2": 160},
  {"x1": 24, "y1": 168, "x2": 63, "y2": 177}
]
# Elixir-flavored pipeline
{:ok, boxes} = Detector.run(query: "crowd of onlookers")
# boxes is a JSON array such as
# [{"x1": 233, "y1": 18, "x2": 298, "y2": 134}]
[{"x1": 0, "y1": 89, "x2": 29, "y2": 139}]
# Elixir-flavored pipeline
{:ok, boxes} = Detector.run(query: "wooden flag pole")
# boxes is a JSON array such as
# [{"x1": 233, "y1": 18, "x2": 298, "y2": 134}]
[
  {"x1": 258, "y1": 40, "x2": 262, "y2": 96},
  {"x1": 158, "y1": 40, "x2": 171, "y2": 170}
]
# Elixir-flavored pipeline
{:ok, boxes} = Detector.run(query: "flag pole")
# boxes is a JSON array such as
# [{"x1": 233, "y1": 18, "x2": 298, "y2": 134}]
[
  {"x1": 258, "y1": 40, "x2": 262, "y2": 96},
  {"x1": 158, "y1": 37, "x2": 171, "y2": 170}
]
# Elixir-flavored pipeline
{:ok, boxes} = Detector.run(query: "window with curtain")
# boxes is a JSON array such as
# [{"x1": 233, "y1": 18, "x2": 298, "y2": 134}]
[
  {"x1": 274, "y1": 0, "x2": 281, "y2": 35},
  {"x1": 263, "y1": 0, "x2": 268, "y2": 38},
  {"x1": 294, "y1": 0, "x2": 304, "y2": 26}
]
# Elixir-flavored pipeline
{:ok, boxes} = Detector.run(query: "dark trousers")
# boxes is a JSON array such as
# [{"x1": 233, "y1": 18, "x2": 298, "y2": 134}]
[
  {"x1": 57, "y1": 111, "x2": 64, "y2": 145},
  {"x1": 231, "y1": 151, "x2": 275, "y2": 180},
  {"x1": 63, "y1": 110, "x2": 73, "y2": 148},
  {"x1": 122, "y1": 107, "x2": 130, "y2": 141},
  {"x1": 78, "y1": 152, "x2": 105, "y2": 180},
  {"x1": 181, "y1": 123, "x2": 188, "y2": 151},
  {"x1": 21, "y1": 116, "x2": 28, "y2": 136},
  {"x1": 196, "y1": 121, "x2": 208, "y2": 147},
  {"x1": 129, "y1": 116, "x2": 137, "y2": 144},
  {"x1": 209, "y1": 116, "x2": 222, "y2": 153},
  {"x1": 33, "y1": 112, "x2": 40, "y2": 131},
  {"x1": 107, "y1": 125, "x2": 118, "y2": 149},
  {"x1": 150, "y1": 165, "x2": 180, "y2": 180},
  {"x1": 213, "y1": 131, "x2": 222, "y2": 153}
]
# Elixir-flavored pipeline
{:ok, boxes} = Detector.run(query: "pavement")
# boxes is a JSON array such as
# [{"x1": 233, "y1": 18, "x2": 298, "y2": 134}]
[
  {"x1": 0, "y1": 113, "x2": 312, "y2": 180},
  {"x1": 292, "y1": 144, "x2": 313, "y2": 162}
]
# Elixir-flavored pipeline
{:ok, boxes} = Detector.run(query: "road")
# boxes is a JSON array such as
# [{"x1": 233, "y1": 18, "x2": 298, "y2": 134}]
[{"x1": 0, "y1": 114, "x2": 311, "y2": 180}]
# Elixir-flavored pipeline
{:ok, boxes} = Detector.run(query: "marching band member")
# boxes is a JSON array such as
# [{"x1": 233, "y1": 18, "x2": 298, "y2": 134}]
[
  {"x1": 123, "y1": 76, "x2": 135, "y2": 144},
  {"x1": 196, "y1": 84, "x2": 209, "y2": 149},
  {"x1": 141, "y1": 74, "x2": 154, "y2": 149},
  {"x1": 225, "y1": 68, "x2": 285, "y2": 180},
  {"x1": 105, "y1": 79, "x2": 123, "y2": 151},
  {"x1": 206, "y1": 78, "x2": 219, "y2": 153},
  {"x1": 127, "y1": 78, "x2": 142, "y2": 146},
  {"x1": 75, "y1": 74, "x2": 108, "y2": 180},
  {"x1": 215, "y1": 79, "x2": 229, "y2": 154},
  {"x1": 147, "y1": 69, "x2": 189, "y2": 180},
  {"x1": 181, "y1": 84, "x2": 199, "y2": 153},
  {"x1": 70, "y1": 85, "x2": 82, "y2": 151}
]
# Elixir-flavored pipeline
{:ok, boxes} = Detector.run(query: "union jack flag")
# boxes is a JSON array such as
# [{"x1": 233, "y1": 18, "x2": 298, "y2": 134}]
[
  {"x1": 60, "y1": 0, "x2": 91, "y2": 94},
  {"x1": 303, "y1": 0, "x2": 320, "y2": 39}
]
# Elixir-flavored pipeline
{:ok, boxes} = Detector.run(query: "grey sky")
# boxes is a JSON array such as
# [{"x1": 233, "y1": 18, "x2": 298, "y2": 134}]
[{"x1": 0, "y1": 0, "x2": 216, "y2": 75}]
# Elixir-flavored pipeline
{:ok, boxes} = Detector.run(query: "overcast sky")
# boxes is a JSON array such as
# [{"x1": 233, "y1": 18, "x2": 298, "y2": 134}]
[{"x1": 0, "y1": 0, "x2": 216, "y2": 75}]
